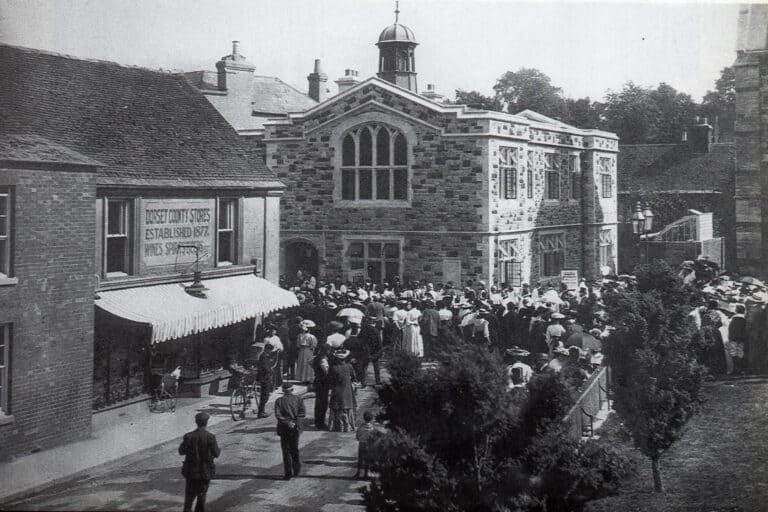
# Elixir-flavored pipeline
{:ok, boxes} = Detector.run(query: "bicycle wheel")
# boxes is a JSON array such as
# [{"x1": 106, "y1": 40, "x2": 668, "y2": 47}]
[{"x1": 230, "y1": 388, "x2": 246, "y2": 421}]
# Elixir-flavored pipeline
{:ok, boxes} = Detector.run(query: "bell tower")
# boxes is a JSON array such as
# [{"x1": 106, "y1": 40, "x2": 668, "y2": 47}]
[{"x1": 376, "y1": 2, "x2": 418, "y2": 93}]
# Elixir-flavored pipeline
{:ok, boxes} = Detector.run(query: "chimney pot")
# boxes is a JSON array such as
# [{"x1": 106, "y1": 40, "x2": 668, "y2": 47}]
[{"x1": 232, "y1": 40, "x2": 240, "y2": 57}]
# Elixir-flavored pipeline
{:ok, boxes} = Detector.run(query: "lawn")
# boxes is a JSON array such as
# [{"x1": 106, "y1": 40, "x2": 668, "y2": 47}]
[{"x1": 585, "y1": 376, "x2": 768, "y2": 512}]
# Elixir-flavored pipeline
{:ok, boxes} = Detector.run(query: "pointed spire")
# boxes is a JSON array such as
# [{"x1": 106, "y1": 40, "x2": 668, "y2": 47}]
[{"x1": 395, "y1": 0, "x2": 400, "y2": 23}]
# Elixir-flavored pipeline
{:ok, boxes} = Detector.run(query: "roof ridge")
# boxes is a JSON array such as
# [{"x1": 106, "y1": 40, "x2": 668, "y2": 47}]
[{"x1": 0, "y1": 42, "x2": 177, "y2": 75}]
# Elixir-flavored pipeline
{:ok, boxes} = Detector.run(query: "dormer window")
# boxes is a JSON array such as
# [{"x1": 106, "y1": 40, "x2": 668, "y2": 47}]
[{"x1": 339, "y1": 125, "x2": 409, "y2": 203}]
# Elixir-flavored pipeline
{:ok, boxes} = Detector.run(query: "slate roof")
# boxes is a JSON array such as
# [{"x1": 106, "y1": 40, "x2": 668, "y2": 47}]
[
  {"x1": 0, "y1": 134, "x2": 102, "y2": 167},
  {"x1": 183, "y1": 70, "x2": 317, "y2": 132},
  {"x1": 0, "y1": 45, "x2": 282, "y2": 189},
  {"x1": 617, "y1": 143, "x2": 734, "y2": 193}
]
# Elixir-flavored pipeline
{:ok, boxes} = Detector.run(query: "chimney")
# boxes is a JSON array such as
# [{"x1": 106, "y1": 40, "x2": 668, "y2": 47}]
[
  {"x1": 335, "y1": 69, "x2": 360, "y2": 94},
  {"x1": 421, "y1": 83, "x2": 444, "y2": 103},
  {"x1": 687, "y1": 116, "x2": 712, "y2": 153},
  {"x1": 307, "y1": 59, "x2": 329, "y2": 102},
  {"x1": 215, "y1": 40, "x2": 255, "y2": 92}
]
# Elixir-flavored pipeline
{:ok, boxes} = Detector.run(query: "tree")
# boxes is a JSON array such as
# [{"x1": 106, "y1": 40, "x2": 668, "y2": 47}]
[
  {"x1": 453, "y1": 89, "x2": 501, "y2": 111},
  {"x1": 603, "y1": 262, "x2": 706, "y2": 492},
  {"x1": 701, "y1": 66, "x2": 736, "y2": 142},
  {"x1": 601, "y1": 82, "x2": 662, "y2": 144},
  {"x1": 493, "y1": 68, "x2": 567, "y2": 119},
  {"x1": 563, "y1": 97, "x2": 604, "y2": 129}
]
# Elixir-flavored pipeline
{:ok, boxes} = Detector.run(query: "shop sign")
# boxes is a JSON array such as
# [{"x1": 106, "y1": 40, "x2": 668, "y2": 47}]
[
  {"x1": 560, "y1": 269, "x2": 579, "y2": 291},
  {"x1": 140, "y1": 198, "x2": 215, "y2": 269}
]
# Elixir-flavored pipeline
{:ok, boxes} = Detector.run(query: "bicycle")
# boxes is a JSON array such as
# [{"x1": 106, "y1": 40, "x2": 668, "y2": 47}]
[
  {"x1": 149, "y1": 367, "x2": 180, "y2": 413},
  {"x1": 229, "y1": 361, "x2": 261, "y2": 421}
]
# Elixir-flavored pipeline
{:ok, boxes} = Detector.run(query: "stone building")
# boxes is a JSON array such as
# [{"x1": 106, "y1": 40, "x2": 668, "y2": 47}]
[
  {"x1": 0, "y1": 45, "x2": 294, "y2": 458},
  {"x1": 734, "y1": 4, "x2": 768, "y2": 279},
  {"x1": 617, "y1": 120, "x2": 735, "y2": 271},
  {"x1": 260, "y1": 17, "x2": 619, "y2": 287}
]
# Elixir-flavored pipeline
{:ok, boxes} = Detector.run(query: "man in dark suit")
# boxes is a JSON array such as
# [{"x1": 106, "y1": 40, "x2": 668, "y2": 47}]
[
  {"x1": 275, "y1": 382, "x2": 306, "y2": 480},
  {"x1": 257, "y1": 344, "x2": 277, "y2": 418},
  {"x1": 179, "y1": 412, "x2": 220, "y2": 512}
]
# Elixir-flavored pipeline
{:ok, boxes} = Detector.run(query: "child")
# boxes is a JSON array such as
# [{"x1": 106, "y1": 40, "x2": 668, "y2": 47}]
[{"x1": 354, "y1": 411, "x2": 376, "y2": 479}]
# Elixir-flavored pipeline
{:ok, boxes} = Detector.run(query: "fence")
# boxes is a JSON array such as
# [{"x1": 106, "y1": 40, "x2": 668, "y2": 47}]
[{"x1": 562, "y1": 366, "x2": 610, "y2": 439}]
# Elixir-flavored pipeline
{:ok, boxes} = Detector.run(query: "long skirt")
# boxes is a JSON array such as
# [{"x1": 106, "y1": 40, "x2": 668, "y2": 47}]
[
  {"x1": 296, "y1": 347, "x2": 315, "y2": 383},
  {"x1": 403, "y1": 324, "x2": 424, "y2": 357}
]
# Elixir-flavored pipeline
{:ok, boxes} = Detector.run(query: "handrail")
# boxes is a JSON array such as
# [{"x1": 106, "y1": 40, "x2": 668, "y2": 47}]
[{"x1": 562, "y1": 366, "x2": 608, "y2": 439}]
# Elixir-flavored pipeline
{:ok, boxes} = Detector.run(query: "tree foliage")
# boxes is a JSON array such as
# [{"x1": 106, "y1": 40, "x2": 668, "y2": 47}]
[
  {"x1": 365, "y1": 344, "x2": 631, "y2": 511},
  {"x1": 603, "y1": 262, "x2": 706, "y2": 492},
  {"x1": 701, "y1": 66, "x2": 736, "y2": 142},
  {"x1": 453, "y1": 89, "x2": 501, "y2": 111},
  {"x1": 493, "y1": 68, "x2": 567, "y2": 119}
]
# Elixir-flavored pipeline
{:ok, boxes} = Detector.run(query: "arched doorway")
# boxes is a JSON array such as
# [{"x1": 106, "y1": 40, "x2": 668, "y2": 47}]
[{"x1": 284, "y1": 240, "x2": 319, "y2": 286}]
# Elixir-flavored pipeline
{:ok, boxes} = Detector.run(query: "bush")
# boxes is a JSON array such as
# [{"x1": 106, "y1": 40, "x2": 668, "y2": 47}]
[{"x1": 524, "y1": 425, "x2": 634, "y2": 512}]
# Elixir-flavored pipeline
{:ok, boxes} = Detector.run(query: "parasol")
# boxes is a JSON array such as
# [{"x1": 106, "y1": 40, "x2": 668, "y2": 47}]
[{"x1": 337, "y1": 307, "x2": 364, "y2": 323}]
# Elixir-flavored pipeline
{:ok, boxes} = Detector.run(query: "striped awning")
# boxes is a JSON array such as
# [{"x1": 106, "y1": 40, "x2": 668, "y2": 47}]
[{"x1": 96, "y1": 274, "x2": 298, "y2": 344}]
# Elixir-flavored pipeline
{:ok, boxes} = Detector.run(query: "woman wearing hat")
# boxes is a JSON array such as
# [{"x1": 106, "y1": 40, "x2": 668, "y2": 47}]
[
  {"x1": 295, "y1": 320, "x2": 317, "y2": 384},
  {"x1": 328, "y1": 349, "x2": 356, "y2": 432}
]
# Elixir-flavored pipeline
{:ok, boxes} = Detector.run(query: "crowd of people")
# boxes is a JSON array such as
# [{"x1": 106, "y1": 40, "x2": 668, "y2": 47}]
[{"x1": 268, "y1": 270, "x2": 623, "y2": 402}]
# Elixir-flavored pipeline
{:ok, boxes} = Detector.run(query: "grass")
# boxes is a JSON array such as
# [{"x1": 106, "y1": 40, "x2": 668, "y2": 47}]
[{"x1": 585, "y1": 376, "x2": 768, "y2": 512}]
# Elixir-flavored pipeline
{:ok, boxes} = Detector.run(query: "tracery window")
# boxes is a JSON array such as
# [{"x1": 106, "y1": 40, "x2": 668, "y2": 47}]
[
  {"x1": 340, "y1": 125, "x2": 408, "y2": 202},
  {"x1": 539, "y1": 232, "x2": 565, "y2": 277}
]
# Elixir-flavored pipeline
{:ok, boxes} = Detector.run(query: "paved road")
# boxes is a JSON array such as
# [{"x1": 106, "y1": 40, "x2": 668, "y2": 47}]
[{"x1": 5, "y1": 388, "x2": 378, "y2": 512}]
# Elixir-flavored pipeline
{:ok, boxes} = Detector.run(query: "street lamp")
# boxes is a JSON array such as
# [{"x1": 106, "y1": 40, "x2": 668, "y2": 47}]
[{"x1": 631, "y1": 202, "x2": 654, "y2": 264}]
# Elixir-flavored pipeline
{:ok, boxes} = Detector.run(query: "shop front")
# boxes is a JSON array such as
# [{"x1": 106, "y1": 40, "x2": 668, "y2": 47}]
[{"x1": 94, "y1": 273, "x2": 297, "y2": 409}]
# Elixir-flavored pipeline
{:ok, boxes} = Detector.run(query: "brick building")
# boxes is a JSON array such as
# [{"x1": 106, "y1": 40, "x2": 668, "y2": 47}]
[
  {"x1": 617, "y1": 121, "x2": 735, "y2": 272},
  {"x1": 260, "y1": 17, "x2": 619, "y2": 287},
  {"x1": 734, "y1": 4, "x2": 768, "y2": 279},
  {"x1": 0, "y1": 45, "x2": 294, "y2": 458}
]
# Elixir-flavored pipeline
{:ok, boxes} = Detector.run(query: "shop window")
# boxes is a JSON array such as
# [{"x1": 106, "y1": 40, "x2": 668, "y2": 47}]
[
  {"x1": 0, "y1": 324, "x2": 8, "y2": 415},
  {"x1": 339, "y1": 125, "x2": 409, "y2": 202},
  {"x1": 499, "y1": 239, "x2": 522, "y2": 287},
  {"x1": 217, "y1": 199, "x2": 236, "y2": 265},
  {"x1": 105, "y1": 199, "x2": 132, "y2": 276},
  {"x1": 0, "y1": 190, "x2": 10, "y2": 278},
  {"x1": 599, "y1": 229, "x2": 614, "y2": 268},
  {"x1": 545, "y1": 154, "x2": 560, "y2": 200},
  {"x1": 347, "y1": 240, "x2": 401, "y2": 285},
  {"x1": 539, "y1": 232, "x2": 565, "y2": 277},
  {"x1": 499, "y1": 147, "x2": 517, "y2": 200}
]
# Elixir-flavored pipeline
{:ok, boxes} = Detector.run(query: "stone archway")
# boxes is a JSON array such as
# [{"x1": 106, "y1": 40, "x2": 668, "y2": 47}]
[{"x1": 283, "y1": 239, "x2": 320, "y2": 286}]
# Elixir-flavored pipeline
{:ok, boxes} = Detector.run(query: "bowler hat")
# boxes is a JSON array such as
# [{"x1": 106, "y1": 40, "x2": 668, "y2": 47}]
[{"x1": 282, "y1": 382, "x2": 295, "y2": 392}]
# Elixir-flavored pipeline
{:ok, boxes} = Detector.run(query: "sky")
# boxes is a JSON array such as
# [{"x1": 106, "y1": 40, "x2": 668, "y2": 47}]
[{"x1": 0, "y1": 0, "x2": 741, "y2": 102}]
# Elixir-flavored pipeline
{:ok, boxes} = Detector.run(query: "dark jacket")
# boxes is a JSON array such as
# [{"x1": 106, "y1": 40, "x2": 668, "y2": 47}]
[
  {"x1": 257, "y1": 350, "x2": 277, "y2": 384},
  {"x1": 275, "y1": 393, "x2": 306, "y2": 435},
  {"x1": 360, "y1": 323, "x2": 382, "y2": 359},
  {"x1": 179, "y1": 428, "x2": 220, "y2": 480},
  {"x1": 420, "y1": 308, "x2": 440, "y2": 338},
  {"x1": 329, "y1": 360, "x2": 355, "y2": 409}
]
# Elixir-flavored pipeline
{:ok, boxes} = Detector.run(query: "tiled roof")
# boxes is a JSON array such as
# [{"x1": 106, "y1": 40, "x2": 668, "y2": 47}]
[
  {"x1": 0, "y1": 45, "x2": 281, "y2": 189},
  {"x1": 617, "y1": 143, "x2": 734, "y2": 193},
  {"x1": 183, "y1": 70, "x2": 317, "y2": 132},
  {"x1": 0, "y1": 133, "x2": 102, "y2": 167}
]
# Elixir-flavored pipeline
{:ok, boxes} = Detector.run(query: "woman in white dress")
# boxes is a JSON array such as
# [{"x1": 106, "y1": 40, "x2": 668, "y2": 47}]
[
  {"x1": 403, "y1": 301, "x2": 424, "y2": 358},
  {"x1": 295, "y1": 320, "x2": 317, "y2": 383}
]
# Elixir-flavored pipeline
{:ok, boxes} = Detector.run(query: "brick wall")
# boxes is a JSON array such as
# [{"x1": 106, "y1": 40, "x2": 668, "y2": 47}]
[
  {"x1": 734, "y1": 50, "x2": 768, "y2": 278},
  {"x1": 0, "y1": 165, "x2": 96, "y2": 460}
]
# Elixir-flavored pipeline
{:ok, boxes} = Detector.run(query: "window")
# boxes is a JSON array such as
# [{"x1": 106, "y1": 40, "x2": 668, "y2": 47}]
[
  {"x1": 599, "y1": 157, "x2": 613, "y2": 198},
  {"x1": 569, "y1": 156, "x2": 581, "y2": 200},
  {"x1": 599, "y1": 229, "x2": 614, "y2": 269},
  {"x1": 539, "y1": 232, "x2": 565, "y2": 277},
  {"x1": 106, "y1": 199, "x2": 132, "y2": 275},
  {"x1": 340, "y1": 125, "x2": 408, "y2": 202},
  {"x1": 0, "y1": 190, "x2": 10, "y2": 277},
  {"x1": 526, "y1": 151, "x2": 534, "y2": 198},
  {"x1": 347, "y1": 240, "x2": 401, "y2": 285},
  {"x1": 499, "y1": 147, "x2": 518, "y2": 199},
  {"x1": 0, "y1": 324, "x2": 9, "y2": 416},
  {"x1": 217, "y1": 199, "x2": 236, "y2": 265},
  {"x1": 499, "y1": 239, "x2": 522, "y2": 287},
  {"x1": 545, "y1": 154, "x2": 560, "y2": 200}
]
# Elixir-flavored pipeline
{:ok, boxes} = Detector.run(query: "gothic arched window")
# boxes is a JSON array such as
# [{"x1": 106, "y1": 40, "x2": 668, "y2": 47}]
[{"x1": 340, "y1": 125, "x2": 409, "y2": 202}]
